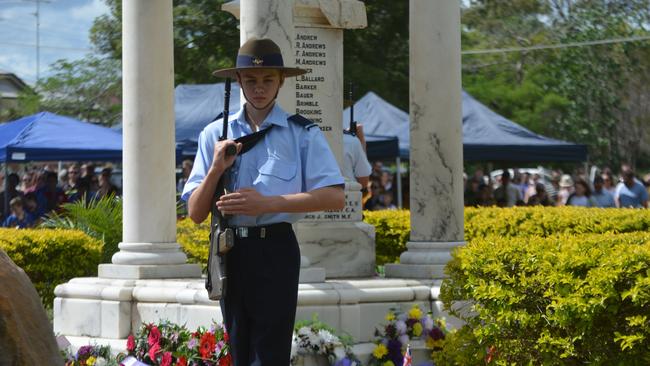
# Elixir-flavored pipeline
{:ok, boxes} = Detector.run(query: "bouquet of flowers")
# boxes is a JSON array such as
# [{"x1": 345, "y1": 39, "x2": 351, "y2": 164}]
[
  {"x1": 63, "y1": 344, "x2": 120, "y2": 366},
  {"x1": 126, "y1": 320, "x2": 231, "y2": 366},
  {"x1": 291, "y1": 316, "x2": 360, "y2": 366},
  {"x1": 368, "y1": 305, "x2": 446, "y2": 366}
]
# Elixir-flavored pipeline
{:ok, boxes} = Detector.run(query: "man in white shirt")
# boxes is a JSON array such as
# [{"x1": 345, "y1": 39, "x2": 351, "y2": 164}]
[{"x1": 342, "y1": 124, "x2": 372, "y2": 189}]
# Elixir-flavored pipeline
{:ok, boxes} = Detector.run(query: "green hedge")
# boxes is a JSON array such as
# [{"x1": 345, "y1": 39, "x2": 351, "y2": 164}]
[
  {"x1": 177, "y1": 207, "x2": 650, "y2": 266},
  {"x1": 177, "y1": 215, "x2": 210, "y2": 270},
  {"x1": 0, "y1": 228, "x2": 102, "y2": 307},
  {"x1": 464, "y1": 206, "x2": 650, "y2": 240},
  {"x1": 363, "y1": 210, "x2": 410, "y2": 265},
  {"x1": 439, "y1": 232, "x2": 650, "y2": 365}
]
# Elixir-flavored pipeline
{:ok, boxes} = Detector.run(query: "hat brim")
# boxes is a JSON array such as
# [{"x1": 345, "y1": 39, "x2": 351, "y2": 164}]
[{"x1": 213, "y1": 66, "x2": 308, "y2": 78}]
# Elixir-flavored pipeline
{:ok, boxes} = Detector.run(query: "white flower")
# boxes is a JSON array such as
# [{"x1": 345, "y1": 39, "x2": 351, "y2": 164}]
[
  {"x1": 94, "y1": 357, "x2": 107, "y2": 366},
  {"x1": 399, "y1": 334, "x2": 410, "y2": 346},
  {"x1": 424, "y1": 317, "x2": 434, "y2": 331},
  {"x1": 298, "y1": 327, "x2": 311, "y2": 336},
  {"x1": 291, "y1": 335, "x2": 298, "y2": 359},
  {"x1": 318, "y1": 329, "x2": 339, "y2": 345},
  {"x1": 395, "y1": 320, "x2": 407, "y2": 335}
]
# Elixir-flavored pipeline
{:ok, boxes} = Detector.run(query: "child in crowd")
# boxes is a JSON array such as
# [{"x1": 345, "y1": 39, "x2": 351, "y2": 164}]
[{"x1": 2, "y1": 197, "x2": 35, "y2": 228}]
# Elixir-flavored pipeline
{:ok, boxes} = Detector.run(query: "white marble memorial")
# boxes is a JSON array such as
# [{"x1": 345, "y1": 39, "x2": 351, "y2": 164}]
[
  {"x1": 385, "y1": 0, "x2": 465, "y2": 279},
  {"x1": 53, "y1": 2, "x2": 467, "y2": 363}
]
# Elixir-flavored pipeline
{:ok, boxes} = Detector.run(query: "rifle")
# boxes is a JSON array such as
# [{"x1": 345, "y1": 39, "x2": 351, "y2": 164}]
[
  {"x1": 349, "y1": 82, "x2": 357, "y2": 136},
  {"x1": 206, "y1": 78, "x2": 237, "y2": 300}
]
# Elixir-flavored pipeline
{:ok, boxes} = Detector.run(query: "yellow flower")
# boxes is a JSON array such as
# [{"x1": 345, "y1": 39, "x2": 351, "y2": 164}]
[
  {"x1": 373, "y1": 344, "x2": 388, "y2": 359},
  {"x1": 385, "y1": 312, "x2": 395, "y2": 322},
  {"x1": 413, "y1": 322, "x2": 423, "y2": 337},
  {"x1": 426, "y1": 336, "x2": 444, "y2": 349},
  {"x1": 408, "y1": 305, "x2": 423, "y2": 320},
  {"x1": 86, "y1": 356, "x2": 96, "y2": 366},
  {"x1": 383, "y1": 361, "x2": 395, "y2": 366}
]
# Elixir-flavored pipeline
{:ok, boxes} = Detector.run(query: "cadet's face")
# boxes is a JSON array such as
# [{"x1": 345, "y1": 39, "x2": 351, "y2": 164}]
[{"x1": 238, "y1": 69, "x2": 284, "y2": 109}]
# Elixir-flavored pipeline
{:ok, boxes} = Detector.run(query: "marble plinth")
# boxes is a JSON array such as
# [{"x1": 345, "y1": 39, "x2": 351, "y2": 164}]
[
  {"x1": 53, "y1": 277, "x2": 461, "y2": 350},
  {"x1": 296, "y1": 221, "x2": 375, "y2": 278},
  {"x1": 98, "y1": 263, "x2": 202, "y2": 279}
]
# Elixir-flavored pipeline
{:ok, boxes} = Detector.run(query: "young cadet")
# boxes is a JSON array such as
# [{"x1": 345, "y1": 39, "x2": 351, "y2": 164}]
[{"x1": 181, "y1": 38, "x2": 345, "y2": 365}]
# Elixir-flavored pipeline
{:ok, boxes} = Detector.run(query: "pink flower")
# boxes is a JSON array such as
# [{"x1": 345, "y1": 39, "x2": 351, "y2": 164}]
[
  {"x1": 126, "y1": 334, "x2": 136, "y2": 352},
  {"x1": 149, "y1": 342, "x2": 161, "y2": 361},
  {"x1": 161, "y1": 352, "x2": 172, "y2": 366},
  {"x1": 215, "y1": 340, "x2": 225, "y2": 355},
  {"x1": 148, "y1": 326, "x2": 161, "y2": 347}
]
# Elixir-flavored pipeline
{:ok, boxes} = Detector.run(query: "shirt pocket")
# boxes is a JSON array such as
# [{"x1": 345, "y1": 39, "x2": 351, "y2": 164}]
[{"x1": 253, "y1": 158, "x2": 300, "y2": 194}]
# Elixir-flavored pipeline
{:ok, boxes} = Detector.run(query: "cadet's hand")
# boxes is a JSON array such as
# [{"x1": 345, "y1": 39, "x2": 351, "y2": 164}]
[
  {"x1": 216, "y1": 188, "x2": 268, "y2": 216},
  {"x1": 355, "y1": 124, "x2": 367, "y2": 152},
  {"x1": 211, "y1": 140, "x2": 242, "y2": 173}
]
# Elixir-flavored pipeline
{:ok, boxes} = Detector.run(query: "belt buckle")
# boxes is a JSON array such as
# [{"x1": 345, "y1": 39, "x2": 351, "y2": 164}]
[{"x1": 237, "y1": 227, "x2": 248, "y2": 238}]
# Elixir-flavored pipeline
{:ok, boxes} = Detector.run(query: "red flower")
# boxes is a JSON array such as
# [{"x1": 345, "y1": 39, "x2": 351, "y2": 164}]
[
  {"x1": 223, "y1": 331, "x2": 230, "y2": 343},
  {"x1": 486, "y1": 346, "x2": 497, "y2": 363},
  {"x1": 161, "y1": 351, "x2": 173, "y2": 366},
  {"x1": 148, "y1": 326, "x2": 161, "y2": 347},
  {"x1": 175, "y1": 356, "x2": 188, "y2": 366},
  {"x1": 219, "y1": 353, "x2": 232, "y2": 366},
  {"x1": 200, "y1": 332, "x2": 216, "y2": 359},
  {"x1": 126, "y1": 334, "x2": 136, "y2": 352},
  {"x1": 149, "y1": 342, "x2": 161, "y2": 361}
]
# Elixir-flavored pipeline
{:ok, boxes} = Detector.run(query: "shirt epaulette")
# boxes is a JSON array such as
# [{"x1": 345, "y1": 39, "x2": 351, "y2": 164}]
[
  {"x1": 288, "y1": 114, "x2": 318, "y2": 130},
  {"x1": 212, "y1": 112, "x2": 224, "y2": 122}
]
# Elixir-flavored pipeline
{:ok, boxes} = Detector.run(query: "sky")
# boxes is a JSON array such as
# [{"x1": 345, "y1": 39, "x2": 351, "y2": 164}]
[{"x1": 0, "y1": 0, "x2": 109, "y2": 85}]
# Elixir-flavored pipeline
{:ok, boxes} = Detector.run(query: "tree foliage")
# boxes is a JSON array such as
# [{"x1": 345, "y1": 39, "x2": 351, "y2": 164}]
[
  {"x1": 5, "y1": 56, "x2": 121, "y2": 126},
  {"x1": 7, "y1": 0, "x2": 650, "y2": 168}
]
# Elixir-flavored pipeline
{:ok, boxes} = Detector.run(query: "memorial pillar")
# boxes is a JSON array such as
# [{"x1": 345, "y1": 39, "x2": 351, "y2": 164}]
[
  {"x1": 98, "y1": 0, "x2": 200, "y2": 279},
  {"x1": 385, "y1": 0, "x2": 464, "y2": 279}
]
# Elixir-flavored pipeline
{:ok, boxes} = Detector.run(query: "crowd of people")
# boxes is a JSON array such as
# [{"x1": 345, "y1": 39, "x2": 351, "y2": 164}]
[
  {"x1": 363, "y1": 161, "x2": 399, "y2": 210},
  {"x1": 464, "y1": 165, "x2": 650, "y2": 208},
  {"x1": 0, "y1": 163, "x2": 119, "y2": 228}
]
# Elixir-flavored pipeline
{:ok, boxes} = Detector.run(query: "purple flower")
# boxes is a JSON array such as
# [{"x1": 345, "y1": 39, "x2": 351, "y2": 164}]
[
  {"x1": 215, "y1": 340, "x2": 225, "y2": 354},
  {"x1": 334, "y1": 358, "x2": 352, "y2": 366},
  {"x1": 187, "y1": 337, "x2": 198, "y2": 349},
  {"x1": 430, "y1": 327, "x2": 445, "y2": 341},
  {"x1": 387, "y1": 339, "x2": 403, "y2": 366},
  {"x1": 77, "y1": 345, "x2": 93, "y2": 358}
]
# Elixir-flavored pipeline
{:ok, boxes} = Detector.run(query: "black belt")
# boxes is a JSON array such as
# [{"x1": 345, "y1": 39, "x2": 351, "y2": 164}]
[{"x1": 232, "y1": 222, "x2": 292, "y2": 239}]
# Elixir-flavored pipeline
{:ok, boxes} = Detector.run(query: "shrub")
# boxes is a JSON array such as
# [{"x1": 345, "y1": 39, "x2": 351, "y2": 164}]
[
  {"x1": 0, "y1": 228, "x2": 102, "y2": 307},
  {"x1": 464, "y1": 206, "x2": 650, "y2": 241},
  {"x1": 41, "y1": 195, "x2": 122, "y2": 263},
  {"x1": 176, "y1": 216, "x2": 210, "y2": 269},
  {"x1": 363, "y1": 210, "x2": 410, "y2": 265},
  {"x1": 440, "y1": 231, "x2": 650, "y2": 365}
]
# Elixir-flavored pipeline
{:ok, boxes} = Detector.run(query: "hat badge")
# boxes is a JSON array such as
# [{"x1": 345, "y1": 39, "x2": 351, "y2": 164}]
[{"x1": 252, "y1": 56, "x2": 264, "y2": 66}]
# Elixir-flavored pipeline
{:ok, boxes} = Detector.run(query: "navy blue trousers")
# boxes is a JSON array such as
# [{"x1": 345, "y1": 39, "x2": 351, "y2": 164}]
[{"x1": 220, "y1": 224, "x2": 301, "y2": 366}]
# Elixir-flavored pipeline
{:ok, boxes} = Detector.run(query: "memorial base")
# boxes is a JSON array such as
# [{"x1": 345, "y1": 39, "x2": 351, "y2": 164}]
[
  {"x1": 98, "y1": 263, "x2": 202, "y2": 279},
  {"x1": 296, "y1": 221, "x2": 375, "y2": 278},
  {"x1": 53, "y1": 277, "x2": 462, "y2": 359},
  {"x1": 385, "y1": 241, "x2": 465, "y2": 279}
]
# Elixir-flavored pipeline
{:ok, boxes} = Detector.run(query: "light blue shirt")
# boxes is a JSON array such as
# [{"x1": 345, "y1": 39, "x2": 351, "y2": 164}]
[
  {"x1": 182, "y1": 103, "x2": 344, "y2": 226},
  {"x1": 615, "y1": 181, "x2": 648, "y2": 208},
  {"x1": 592, "y1": 190, "x2": 615, "y2": 208}
]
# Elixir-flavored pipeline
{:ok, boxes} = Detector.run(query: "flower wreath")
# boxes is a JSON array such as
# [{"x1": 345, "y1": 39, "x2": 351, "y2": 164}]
[
  {"x1": 368, "y1": 304, "x2": 447, "y2": 366},
  {"x1": 126, "y1": 320, "x2": 232, "y2": 366},
  {"x1": 291, "y1": 316, "x2": 361, "y2": 366}
]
